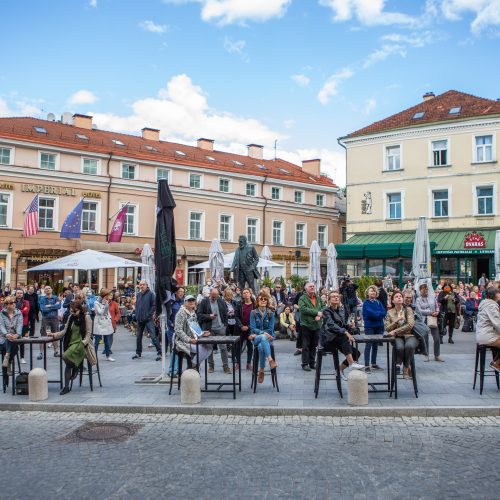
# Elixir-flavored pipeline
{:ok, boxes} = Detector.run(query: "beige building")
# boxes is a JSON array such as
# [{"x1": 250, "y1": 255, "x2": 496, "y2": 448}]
[
  {"x1": 338, "y1": 90, "x2": 500, "y2": 285},
  {"x1": 0, "y1": 114, "x2": 344, "y2": 290}
]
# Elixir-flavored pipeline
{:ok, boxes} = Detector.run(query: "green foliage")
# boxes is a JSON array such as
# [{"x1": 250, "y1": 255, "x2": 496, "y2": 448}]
[
  {"x1": 261, "y1": 276, "x2": 275, "y2": 289},
  {"x1": 354, "y1": 275, "x2": 377, "y2": 299},
  {"x1": 289, "y1": 274, "x2": 306, "y2": 291},
  {"x1": 184, "y1": 284, "x2": 200, "y2": 297}
]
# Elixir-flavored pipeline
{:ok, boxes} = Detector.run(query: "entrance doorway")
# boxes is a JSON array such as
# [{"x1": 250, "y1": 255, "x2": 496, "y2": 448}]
[{"x1": 476, "y1": 258, "x2": 490, "y2": 285}]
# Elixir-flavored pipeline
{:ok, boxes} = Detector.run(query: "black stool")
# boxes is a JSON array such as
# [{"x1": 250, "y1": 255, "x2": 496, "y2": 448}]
[
  {"x1": 473, "y1": 344, "x2": 500, "y2": 395},
  {"x1": 168, "y1": 348, "x2": 193, "y2": 395},
  {"x1": 390, "y1": 347, "x2": 418, "y2": 398},
  {"x1": 314, "y1": 346, "x2": 343, "y2": 398},
  {"x1": 251, "y1": 343, "x2": 279, "y2": 392},
  {"x1": 70, "y1": 355, "x2": 102, "y2": 392},
  {"x1": 1, "y1": 349, "x2": 21, "y2": 395}
]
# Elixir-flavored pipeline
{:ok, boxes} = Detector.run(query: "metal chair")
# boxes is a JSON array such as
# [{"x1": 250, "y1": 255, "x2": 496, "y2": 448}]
[
  {"x1": 314, "y1": 346, "x2": 343, "y2": 399},
  {"x1": 473, "y1": 344, "x2": 500, "y2": 395}
]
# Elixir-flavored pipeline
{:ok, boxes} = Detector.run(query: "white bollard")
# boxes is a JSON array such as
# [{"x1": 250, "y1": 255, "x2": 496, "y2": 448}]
[
  {"x1": 347, "y1": 368, "x2": 368, "y2": 406},
  {"x1": 29, "y1": 368, "x2": 48, "y2": 401},
  {"x1": 180, "y1": 369, "x2": 201, "y2": 404}
]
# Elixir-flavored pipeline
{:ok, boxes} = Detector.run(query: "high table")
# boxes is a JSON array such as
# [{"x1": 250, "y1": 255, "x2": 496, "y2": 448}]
[{"x1": 195, "y1": 335, "x2": 241, "y2": 400}]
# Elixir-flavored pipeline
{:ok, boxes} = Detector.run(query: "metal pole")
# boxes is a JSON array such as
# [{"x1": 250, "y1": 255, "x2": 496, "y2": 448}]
[{"x1": 161, "y1": 304, "x2": 167, "y2": 381}]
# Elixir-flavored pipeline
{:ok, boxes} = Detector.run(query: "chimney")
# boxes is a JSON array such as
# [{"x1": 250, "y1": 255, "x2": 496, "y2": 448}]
[
  {"x1": 142, "y1": 127, "x2": 160, "y2": 141},
  {"x1": 72, "y1": 113, "x2": 93, "y2": 130},
  {"x1": 197, "y1": 138, "x2": 214, "y2": 151},
  {"x1": 302, "y1": 159, "x2": 321, "y2": 177},
  {"x1": 422, "y1": 92, "x2": 435, "y2": 102},
  {"x1": 247, "y1": 144, "x2": 263, "y2": 160}
]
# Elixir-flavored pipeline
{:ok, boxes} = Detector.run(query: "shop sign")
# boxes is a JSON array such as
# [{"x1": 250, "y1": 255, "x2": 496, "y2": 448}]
[
  {"x1": 464, "y1": 231, "x2": 486, "y2": 249},
  {"x1": 0, "y1": 183, "x2": 14, "y2": 190},
  {"x1": 21, "y1": 184, "x2": 76, "y2": 196},
  {"x1": 82, "y1": 191, "x2": 101, "y2": 198}
]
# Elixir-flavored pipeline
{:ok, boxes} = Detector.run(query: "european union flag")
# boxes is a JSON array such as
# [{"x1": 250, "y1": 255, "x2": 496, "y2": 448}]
[{"x1": 60, "y1": 198, "x2": 84, "y2": 239}]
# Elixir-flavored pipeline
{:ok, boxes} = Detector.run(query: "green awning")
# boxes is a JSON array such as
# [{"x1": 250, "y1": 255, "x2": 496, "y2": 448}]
[
  {"x1": 364, "y1": 243, "x2": 401, "y2": 259},
  {"x1": 336, "y1": 244, "x2": 365, "y2": 259}
]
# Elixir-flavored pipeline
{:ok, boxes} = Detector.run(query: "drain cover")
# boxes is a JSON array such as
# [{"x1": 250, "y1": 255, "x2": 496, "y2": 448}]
[{"x1": 61, "y1": 422, "x2": 142, "y2": 443}]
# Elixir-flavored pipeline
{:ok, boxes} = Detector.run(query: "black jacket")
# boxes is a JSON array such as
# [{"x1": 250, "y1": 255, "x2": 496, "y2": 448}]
[
  {"x1": 196, "y1": 297, "x2": 228, "y2": 331},
  {"x1": 136, "y1": 288, "x2": 156, "y2": 322},
  {"x1": 321, "y1": 306, "x2": 350, "y2": 344},
  {"x1": 24, "y1": 291, "x2": 39, "y2": 319},
  {"x1": 437, "y1": 291, "x2": 460, "y2": 315},
  {"x1": 377, "y1": 287, "x2": 388, "y2": 312}
]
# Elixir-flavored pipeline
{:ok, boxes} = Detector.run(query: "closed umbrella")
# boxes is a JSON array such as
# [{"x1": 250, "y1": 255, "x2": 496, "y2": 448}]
[
  {"x1": 412, "y1": 216, "x2": 433, "y2": 295},
  {"x1": 141, "y1": 244, "x2": 155, "y2": 291},
  {"x1": 208, "y1": 239, "x2": 225, "y2": 282},
  {"x1": 309, "y1": 240, "x2": 322, "y2": 290},
  {"x1": 325, "y1": 243, "x2": 339, "y2": 291},
  {"x1": 260, "y1": 245, "x2": 272, "y2": 278},
  {"x1": 495, "y1": 230, "x2": 500, "y2": 280}
]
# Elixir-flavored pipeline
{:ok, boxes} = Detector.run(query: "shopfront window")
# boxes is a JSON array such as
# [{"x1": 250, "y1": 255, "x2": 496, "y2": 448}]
[
  {"x1": 117, "y1": 267, "x2": 137, "y2": 289},
  {"x1": 337, "y1": 260, "x2": 364, "y2": 279},
  {"x1": 459, "y1": 258, "x2": 474, "y2": 284},
  {"x1": 187, "y1": 261, "x2": 205, "y2": 285},
  {"x1": 402, "y1": 259, "x2": 413, "y2": 280},
  {"x1": 439, "y1": 257, "x2": 458, "y2": 282},
  {"x1": 368, "y1": 259, "x2": 383, "y2": 276},
  {"x1": 385, "y1": 259, "x2": 400, "y2": 284}
]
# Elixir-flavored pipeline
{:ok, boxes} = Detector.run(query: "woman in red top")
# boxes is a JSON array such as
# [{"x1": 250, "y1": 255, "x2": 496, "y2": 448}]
[{"x1": 235, "y1": 288, "x2": 256, "y2": 371}]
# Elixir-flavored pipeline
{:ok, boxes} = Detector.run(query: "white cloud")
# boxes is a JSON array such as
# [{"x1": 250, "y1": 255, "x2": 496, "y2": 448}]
[
  {"x1": 362, "y1": 43, "x2": 406, "y2": 68},
  {"x1": 317, "y1": 68, "x2": 353, "y2": 105},
  {"x1": 68, "y1": 90, "x2": 98, "y2": 105},
  {"x1": 364, "y1": 98, "x2": 376, "y2": 115},
  {"x1": 0, "y1": 98, "x2": 12, "y2": 116},
  {"x1": 139, "y1": 20, "x2": 169, "y2": 34},
  {"x1": 0, "y1": 97, "x2": 43, "y2": 117},
  {"x1": 89, "y1": 0, "x2": 97, "y2": 7},
  {"x1": 291, "y1": 74, "x2": 311, "y2": 87},
  {"x1": 223, "y1": 36, "x2": 248, "y2": 62},
  {"x1": 441, "y1": 0, "x2": 500, "y2": 33},
  {"x1": 381, "y1": 30, "x2": 436, "y2": 48}
]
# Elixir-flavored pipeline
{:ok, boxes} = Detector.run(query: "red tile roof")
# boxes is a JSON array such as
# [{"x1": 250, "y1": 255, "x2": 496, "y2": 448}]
[
  {"x1": 345, "y1": 90, "x2": 500, "y2": 139},
  {"x1": 0, "y1": 117, "x2": 336, "y2": 187}
]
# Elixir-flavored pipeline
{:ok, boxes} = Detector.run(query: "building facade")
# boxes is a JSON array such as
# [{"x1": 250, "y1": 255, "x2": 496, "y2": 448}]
[
  {"x1": 338, "y1": 90, "x2": 500, "y2": 286},
  {"x1": 0, "y1": 114, "x2": 344, "y2": 290}
]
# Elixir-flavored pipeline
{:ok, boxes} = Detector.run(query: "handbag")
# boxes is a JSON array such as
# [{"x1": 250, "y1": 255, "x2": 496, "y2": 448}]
[
  {"x1": 84, "y1": 342, "x2": 97, "y2": 366},
  {"x1": 426, "y1": 315, "x2": 438, "y2": 328},
  {"x1": 454, "y1": 317, "x2": 461, "y2": 330}
]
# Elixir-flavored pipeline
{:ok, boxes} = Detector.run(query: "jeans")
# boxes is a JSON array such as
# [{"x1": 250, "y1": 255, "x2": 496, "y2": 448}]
[
  {"x1": 94, "y1": 335, "x2": 111, "y2": 357},
  {"x1": 301, "y1": 326, "x2": 319, "y2": 368},
  {"x1": 394, "y1": 336, "x2": 418, "y2": 367},
  {"x1": 208, "y1": 327, "x2": 229, "y2": 369},
  {"x1": 28, "y1": 316, "x2": 37, "y2": 337},
  {"x1": 428, "y1": 326, "x2": 440, "y2": 357},
  {"x1": 364, "y1": 326, "x2": 384, "y2": 366},
  {"x1": 136, "y1": 319, "x2": 161, "y2": 355},
  {"x1": 167, "y1": 329, "x2": 179, "y2": 374},
  {"x1": 445, "y1": 313, "x2": 456, "y2": 339},
  {"x1": 252, "y1": 334, "x2": 272, "y2": 369}
]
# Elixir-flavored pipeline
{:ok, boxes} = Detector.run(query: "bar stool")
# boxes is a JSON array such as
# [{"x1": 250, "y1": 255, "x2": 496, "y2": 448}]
[
  {"x1": 313, "y1": 346, "x2": 343, "y2": 398},
  {"x1": 1, "y1": 349, "x2": 21, "y2": 395},
  {"x1": 168, "y1": 348, "x2": 193, "y2": 395},
  {"x1": 71, "y1": 355, "x2": 102, "y2": 392},
  {"x1": 473, "y1": 344, "x2": 500, "y2": 395},
  {"x1": 251, "y1": 343, "x2": 279, "y2": 393},
  {"x1": 390, "y1": 346, "x2": 418, "y2": 398}
]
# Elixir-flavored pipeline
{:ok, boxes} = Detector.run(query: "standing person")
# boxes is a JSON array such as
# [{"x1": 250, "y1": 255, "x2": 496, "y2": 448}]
[
  {"x1": 108, "y1": 292, "x2": 121, "y2": 353},
  {"x1": 478, "y1": 273, "x2": 488, "y2": 290},
  {"x1": 339, "y1": 276, "x2": 359, "y2": 325},
  {"x1": 438, "y1": 283, "x2": 460, "y2": 344},
  {"x1": 167, "y1": 287, "x2": 184, "y2": 378},
  {"x1": 14, "y1": 289, "x2": 29, "y2": 364},
  {"x1": 234, "y1": 287, "x2": 255, "y2": 371},
  {"x1": 476, "y1": 287, "x2": 500, "y2": 372},
  {"x1": 93, "y1": 290, "x2": 115, "y2": 362},
  {"x1": 416, "y1": 284, "x2": 443, "y2": 362},
  {"x1": 222, "y1": 288, "x2": 237, "y2": 336},
  {"x1": 24, "y1": 285, "x2": 39, "y2": 339},
  {"x1": 0, "y1": 296, "x2": 22, "y2": 375},
  {"x1": 362, "y1": 285, "x2": 387, "y2": 372},
  {"x1": 132, "y1": 281, "x2": 161, "y2": 361},
  {"x1": 375, "y1": 279, "x2": 388, "y2": 312},
  {"x1": 298, "y1": 282, "x2": 323, "y2": 371},
  {"x1": 38, "y1": 285, "x2": 61, "y2": 360},
  {"x1": 197, "y1": 288, "x2": 231, "y2": 374}
]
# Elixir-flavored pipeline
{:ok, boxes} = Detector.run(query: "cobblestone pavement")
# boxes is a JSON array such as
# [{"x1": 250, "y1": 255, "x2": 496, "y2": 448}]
[{"x1": 1, "y1": 411, "x2": 499, "y2": 499}]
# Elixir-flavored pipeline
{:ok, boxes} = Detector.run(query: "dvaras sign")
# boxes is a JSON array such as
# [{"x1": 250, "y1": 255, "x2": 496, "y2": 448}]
[{"x1": 464, "y1": 231, "x2": 486, "y2": 249}]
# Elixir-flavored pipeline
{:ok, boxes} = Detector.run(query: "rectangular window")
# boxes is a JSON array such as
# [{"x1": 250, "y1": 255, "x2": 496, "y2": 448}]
[
  {"x1": 272, "y1": 221, "x2": 283, "y2": 245},
  {"x1": 189, "y1": 212, "x2": 203, "y2": 240},
  {"x1": 385, "y1": 145, "x2": 401, "y2": 171},
  {"x1": 475, "y1": 135, "x2": 493, "y2": 162},
  {"x1": 219, "y1": 178, "x2": 230, "y2": 193},
  {"x1": 219, "y1": 214, "x2": 232, "y2": 241},
  {"x1": 82, "y1": 202, "x2": 97, "y2": 232},
  {"x1": 156, "y1": 168, "x2": 170, "y2": 182},
  {"x1": 82, "y1": 158, "x2": 98, "y2": 175},
  {"x1": 433, "y1": 190, "x2": 449, "y2": 217},
  {"x1": 247, "y1": 218, "x2": 258, "y2": 244},
  {"x1": 476, "y1": 186, "x2": 493, "y2": 215},
  {"x1": 189, "y1": 173, "x2": 201, "y2": 189},
  {"x1": 432, "y1": 140, "x2": 448, "y2": 166},
  {"x1": 387, "y1": 193, "x2": 402, "y2": 220},
  {"x1": 246, "y1": 183, "x2": 256, "y2": 197},
  {"x1": 316, "y1": 194, "x2": 325, "y2": 207},
  {"x1": 317, "y1": 225, "x2": 327, "y2": 248},
  {"x1": 295, "y1": 223, "x2": 305, "y2": 247},
  {"x1": 121, "y1": 164, "x2": 136, "y2": 180},
  {"x1": 294, "y1": 190, "x2": 304, "y2": 204},
  {"x1": 271, "y1": 187, "x2": 281, "y2": 200},
  {"x1": 0, "y1": 147, "x2": 11, "y2": 165},
  {"x1": 0, "y1": 193, "x2": 9, "y2": 226},
  {"x1": 38, "y1": 198, "x2": 55, "y2": 230},
  {"x1": 40, "y1": 152, "x2": 56, "y2": 170},
  {"x1": 122, "y1": 205, "x2": 136, "y2": 235}
]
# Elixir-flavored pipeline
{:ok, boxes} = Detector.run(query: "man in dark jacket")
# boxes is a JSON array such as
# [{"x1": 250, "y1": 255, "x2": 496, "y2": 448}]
[
  {"x1": 24, "y1": 285, "x2": 39, "y2": 337},
  {"x1": 339, "y1": 276, "x2": 359, "y2": 325},
  {"x1": 197, "y1": 288, "x2": 230, "y2": 373},
  {"x1": 133, "y1": 280, "x2": 161, "y2": 361},
  {"x1": 375, "y1": 279, "x2": 388, "y2": 312}
]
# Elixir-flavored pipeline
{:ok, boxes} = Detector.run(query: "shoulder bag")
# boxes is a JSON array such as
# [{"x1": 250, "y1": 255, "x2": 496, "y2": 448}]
[{"x1": 85, "y1": 342, "x2": 97, "y2": 366}]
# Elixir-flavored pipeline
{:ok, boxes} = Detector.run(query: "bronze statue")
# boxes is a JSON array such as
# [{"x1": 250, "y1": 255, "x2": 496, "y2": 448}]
[{"x1": 231, "y1": 235, "x2": 260, "y2": 293}]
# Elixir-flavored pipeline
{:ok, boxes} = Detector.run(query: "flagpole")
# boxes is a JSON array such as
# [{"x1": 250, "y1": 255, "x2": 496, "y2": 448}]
[
  {"x1": 108, "y1": 202, "x2": 129, "y2": 220},
  {"x1": 22, "y1": 194, "x2": 38, "y2": 214}
]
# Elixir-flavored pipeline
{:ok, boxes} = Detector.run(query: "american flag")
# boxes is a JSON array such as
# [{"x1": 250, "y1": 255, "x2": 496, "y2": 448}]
[{"x1": 23, "y1": 195, "x2": 39, "y2": 237}]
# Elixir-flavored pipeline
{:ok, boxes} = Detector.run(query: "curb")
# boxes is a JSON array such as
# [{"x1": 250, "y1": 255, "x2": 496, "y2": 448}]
[{"x1": 1, "y1": 402, "x2": 499, "y2": 417}]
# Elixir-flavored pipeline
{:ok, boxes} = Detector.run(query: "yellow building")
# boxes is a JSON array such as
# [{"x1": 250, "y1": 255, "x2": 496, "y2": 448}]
[{"x1": 338, "y1": 90, "x2": 500, "y2": 286}]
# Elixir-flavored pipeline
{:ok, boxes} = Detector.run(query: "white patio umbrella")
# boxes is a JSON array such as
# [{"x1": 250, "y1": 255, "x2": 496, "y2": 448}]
[
  {"x1": 325, "y1": 243, "x2": 339, "y2": 290},
  {"x1": 189, "y1": 252, "x2": 283, "y2": 270},
  {"x1": 141, "y1": 244, "x2": 155, "y2": 291},
  {"x1": 309, "y1": 240, "x2": 322, "y2": 290},
  {"x1": 260, "y1": 245, "x2": 272, "y2": 277},
  {"x1": 495, "y1": 230, "x2": 500, "y2": 280},
  {"x1": 208, "y1": 239, "x2": 225, "y2": 282},
  {"x1": 412, "y1": 216, "x2": 433, "y2": 295}
]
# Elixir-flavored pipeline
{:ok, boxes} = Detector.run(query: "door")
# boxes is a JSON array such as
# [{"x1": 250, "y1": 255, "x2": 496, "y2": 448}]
[{"x1": 476, "y1": 258, "x2": 490, "y2": 285}]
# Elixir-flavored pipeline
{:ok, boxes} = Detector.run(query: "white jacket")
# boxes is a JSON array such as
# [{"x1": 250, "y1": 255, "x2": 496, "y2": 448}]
[
  {"x1": 475, "y1": 299, "x2": 500, "y2": 345},
  {"x1": 93, "y1": 300, "x2": 113, "y2": 336}
]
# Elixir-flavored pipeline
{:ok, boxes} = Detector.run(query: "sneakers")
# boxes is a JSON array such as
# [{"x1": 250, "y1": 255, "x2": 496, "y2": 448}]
[
  {"x1": 371, "y1": 364, "x2": 382, "y2": 371},
  {"x1": 448, "y1": 338, "x2": 454, "y2": 344},
  {"x1": 60, "y1": 387, "x2": 70, "y2": 395},
  {"x1": 148, "y1": 343, "x2": 154, "y2": 348},
  {"x1": 54, "y1": 351, "x2": 61, "y2": 357},
  {"x1": 106, "y1": 356, "x2": 115, "y2": 362},
  {"x1": 293, "y1": 349, "x2": 302, "y2": 356},
  {"x1": 423, "y1": 356, "x2": 430, "y2": 362},
  {"x1": 156, "y1": 355, "x2": 162, "y2": 362},
  {"x1": 302, "y1": 365, "x2": 311, "y2": 372},
  {"x1": 132, "y1": 354, "x2": 141, "y2": 360},
  {"x1": 351, "y1": 362, "x2": 365, "y2": 370},
  {"x1": 37, "y1": 353, "x2": 43, "y2": 361},
  {"x1": 364, "y1": 367, "x2": 371, "y2": 373},
  {"x1": 435, "y1": 356, "x2": 445, "y2": 362},
  {"x1": 21, "y1": 358, "x2": 26, "y2": 365},
  {"x1": 223, "y1": 366, "x2": 232, "y2": 374},
  {"x1": 339, "y1": 368, "x2": 348, "y2": 381}
]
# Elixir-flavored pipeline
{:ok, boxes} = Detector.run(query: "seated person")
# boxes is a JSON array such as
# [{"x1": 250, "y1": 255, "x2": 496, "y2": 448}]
[
  {"x1": 465, "y1": 292, "x2": 479, "y2": 318},
  {"x1": 475, "y1": 287, "x2": 500, "y2": 372},
  {"x1": 280, "y1": 305, "x2": 297, "y2": 340},
  {"x1": 0, "y1": 296, "x2": 22, "y2": 375},
  {"x1": 385, "y1": 291, "x2": 416, "y2": 379},
  {"x1": 321, "y1": 291, "x2": 364, "y2": 380}
]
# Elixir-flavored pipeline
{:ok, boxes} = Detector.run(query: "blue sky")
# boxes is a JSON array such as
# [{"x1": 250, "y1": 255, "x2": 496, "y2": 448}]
[{"x1": 1, "y1": 0, "x2": 499, "y2": 186}]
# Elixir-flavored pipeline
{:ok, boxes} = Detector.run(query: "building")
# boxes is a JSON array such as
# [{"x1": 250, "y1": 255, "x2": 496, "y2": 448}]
[
  {"x1": 338, "y1": 90, "x2": 500, "y2": 286},
  {"x1": 0, "y1": 114, "x2": 344, "y2": 290}
]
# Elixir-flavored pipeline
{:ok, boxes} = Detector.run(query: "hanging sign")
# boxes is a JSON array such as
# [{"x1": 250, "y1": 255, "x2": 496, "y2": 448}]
[{"x1": 464, "y1": 231, "x2": 486, "y2": 249}]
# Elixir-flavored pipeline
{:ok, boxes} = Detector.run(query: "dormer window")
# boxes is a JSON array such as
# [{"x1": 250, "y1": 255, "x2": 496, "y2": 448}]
[{"x1": 448, "y1": 106, "x2": 461, "y2": 115}]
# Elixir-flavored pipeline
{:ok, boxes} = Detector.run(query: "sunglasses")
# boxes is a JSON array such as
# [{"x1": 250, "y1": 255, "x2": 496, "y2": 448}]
[{"x1": 259, "y1": 297, "x2": 268, "y2": 301}]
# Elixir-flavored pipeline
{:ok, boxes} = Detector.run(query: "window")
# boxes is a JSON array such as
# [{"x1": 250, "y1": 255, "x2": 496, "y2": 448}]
[
  {"x1": 189, "y1": 212, "x2": 203, "y2": 240},
  {"x1": 156, "y1": 168, "x2": 170, "y2": 182},
  {"x1": 412, "y1": 111, "x2": 425, "y2": 119},
  {"x1": 0, "y1": 193, "x2": 10, "y2": 227},
  {"x1": 247, "y1": 218, "x2": 258, "y2": 244},
  {"x1": 433, "y1": 190, "x2": 449, "y2": 217},
  {"x1": 317, "y1": 225, "x2": 327, "y2": 248},
  {"x1": 145, "y1": 145, "x2": 157, "y2": 152},
  {"x1": 219, "y1": 178, "x2": 230, "y2": 193},
  {"x1": 272, "y1": 221, "x2": 283, "y2": 245},
  {"x1": 448, "y1": 106, "x2": 461, "y2": 115},
  {"x1": 316, "y1": 194, "x2": 325, "y2": 207},
  {"x1": 82, "y1": 158, "x2": 99, "y2": 175},
  {"x1": 232, "y1": 160, "x2": 244, "y2": 166},
  {"x1": 246, "y1": 183, "x2": 256, "y2": 197},
  {"x1": 432, "y1": 140, "x2": 448, "y2": 166},
  {"x1": 295, "y1": 223, "x2": 305, "y2": 247},
  {"x1": 122, "y1": 204, "x2": 136, "y2": 235},
  {"x1": 112, "y1": 139, "x2": 125, "y2": 146},
  {"x1": 385, "y1": 145, "x2": 401, "y2": 171},
  {"x1": 256, "y1": 164, "x2": 267, "y2": 171},
  {"x1": 476, "y1": 186, "x2": 493, "y2": 215},
  {"x1": 0, "y1": 147, "x2": 11, "y2": 165},
  {"x1": 76, "y1": 133, "x2": 89, "y2": 141},
  {"x1": 82, "y1": 202, "x2": 97, "y2": 232},
  {"x1": 121, "y1": 164, "x2": 136, "y2": 180},
  {"x1": 189, "y1": 173, "x2": 201, "y2": 189},
  {"x1": 387, "y1": 193, "x2": 402, "y2": 220},
  {"x1": 40, "y1": 152, "x2": 56, "y2": 170},
  {"x1": 175, "y1": 150, "x2": 186, "y2": 156},
  {"x1": 271, "y1": 187, "x2": 281, "y2": 200},
  {"x1": 206, "y1": 156, "x2": 216, "y2": 162},
  {"x1": 219, "y1": 214, "x2": 232, "y2": 241},
  {"x1": 294, "y1": 190, "x2": 304, "y2": 204},
  {"x1": 475, "y1": 135, "x2": 493, "y2": 163},
  {"x1": 38, "y1": 198, "x2": 55, "y2": 230},
  {"x1": 34, "y1": 126, "x2": 47, "y2": 134}
]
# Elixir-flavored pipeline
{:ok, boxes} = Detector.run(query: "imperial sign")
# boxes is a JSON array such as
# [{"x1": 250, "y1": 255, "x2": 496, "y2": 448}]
[{"x1": 464, "y1": 231, "x2": 486, "y2": 249}]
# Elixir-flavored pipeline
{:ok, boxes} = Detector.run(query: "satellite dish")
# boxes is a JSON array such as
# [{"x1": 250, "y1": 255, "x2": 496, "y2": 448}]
[
  {"x1": 47, "y1": 112, "x2": 56, "y2": 122},
  {"x1": 61, "y1": 112, "x2": 73, "y2": 125}
]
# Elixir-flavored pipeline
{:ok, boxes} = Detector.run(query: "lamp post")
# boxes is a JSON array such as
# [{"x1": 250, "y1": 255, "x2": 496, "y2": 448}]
[{"x1": 295, "y1": 250, "x2": 301, "y2": 276}]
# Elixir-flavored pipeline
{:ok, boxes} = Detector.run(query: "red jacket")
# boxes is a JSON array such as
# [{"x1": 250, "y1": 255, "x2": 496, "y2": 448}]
[
  {"x1": 109, "y1": 300, "x2": 121, "y2": 331},
  {"x1": 15, "y1": 298, "x2": 30, "y2": 327}
]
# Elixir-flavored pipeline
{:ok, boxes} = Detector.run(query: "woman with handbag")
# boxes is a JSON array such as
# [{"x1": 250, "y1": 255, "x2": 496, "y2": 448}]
[
  {"x1": 415, "y1": 284, "x2": 443, "y2": 362},
  {"x1": 49, "y1": 299, "x2": 92, "y2": 395},
  {"x1": 438, "y1": 284, "x2": 460, "y2": 344},
  {"x1": 93, "y1": 290, "x2": 115, "y2": 362}
]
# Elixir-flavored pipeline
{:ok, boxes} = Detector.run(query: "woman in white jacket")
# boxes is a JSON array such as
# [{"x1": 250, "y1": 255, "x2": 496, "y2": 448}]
[
  {"x1": 475, "y1": 287, "x2": 500, "y2": 372},
  {"x1": 93, "y1": 290, "x2": 115, "y2": 362}
]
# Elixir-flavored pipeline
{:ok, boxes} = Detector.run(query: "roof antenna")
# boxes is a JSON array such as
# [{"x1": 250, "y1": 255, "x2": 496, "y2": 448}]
[{"x1": 274, "y1": 139, "x2": 277, "y2": 160}]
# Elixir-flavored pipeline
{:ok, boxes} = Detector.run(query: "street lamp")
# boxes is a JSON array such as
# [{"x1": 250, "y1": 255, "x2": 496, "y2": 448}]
[{"x1": 295, "y1": 250, "x2": 301, "y2": 276}]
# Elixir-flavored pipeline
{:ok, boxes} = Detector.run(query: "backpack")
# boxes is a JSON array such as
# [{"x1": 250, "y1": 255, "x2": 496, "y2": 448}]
[
  {"x1": 15, "y1": 372, "x2": 29, "y2": 395},
  {"x1": 462, "y1": 316, "x2": 475, "y2": 332}
]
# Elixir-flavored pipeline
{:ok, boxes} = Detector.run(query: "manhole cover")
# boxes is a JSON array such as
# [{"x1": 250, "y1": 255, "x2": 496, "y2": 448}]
[{"x1": 61, "y1": 422, "x2": 142, "y2": 443}]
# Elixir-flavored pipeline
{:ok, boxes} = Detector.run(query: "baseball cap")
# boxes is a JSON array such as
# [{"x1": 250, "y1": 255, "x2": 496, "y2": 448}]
[{"x1": 185, "y1": 295, "x2": 196, "y2": 301}]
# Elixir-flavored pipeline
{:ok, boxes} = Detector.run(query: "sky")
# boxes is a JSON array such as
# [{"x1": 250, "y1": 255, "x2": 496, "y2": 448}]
[{"x1": 1, "y1": 0, "x2": 499, "y2": 186}]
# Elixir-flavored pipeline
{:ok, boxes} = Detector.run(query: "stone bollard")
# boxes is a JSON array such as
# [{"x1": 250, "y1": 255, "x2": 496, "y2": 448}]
[
  {"x1": 180, "y1": 369, "x2": 201, "y2": 404},
  {"x1": 347, "y1": 369, "x2": 368, "y2": 406},
  {"x1": 29, "y1": 368, "x2": 48, "y2": 401}
]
